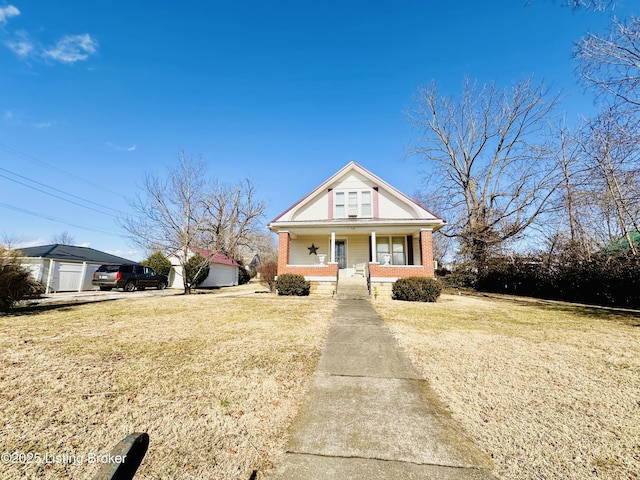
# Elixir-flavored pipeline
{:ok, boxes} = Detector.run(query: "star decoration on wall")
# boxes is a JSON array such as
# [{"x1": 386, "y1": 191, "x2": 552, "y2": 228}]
[{"x1": 308, "y1": 243, "x2": 319, "y2": 255}]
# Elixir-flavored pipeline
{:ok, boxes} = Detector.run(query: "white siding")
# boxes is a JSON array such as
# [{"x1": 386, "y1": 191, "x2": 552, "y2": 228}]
[
  {"x1": 201, "y1": 265, "x2": 238, "y2": 287},
  {"x1": 335, "y1": 171, "x2": 374, "y2": 191},
  {"x1": 291, "y1": 192, "x2": 329, "y2": 221},
  {"x1": 289, "y1": 235, "x2": 331, "y2": 265},
  {"x1": 21, "y1": 259, "x2": 44, "y2": 282},
  {"x1": 289, "y1": 235, "x2": 372, "y2": 266},
  {"x1": 377, "y1": 189, "x2": 418, "y2": 219},
  {"x1": 169, "y1": 263, "x2": 239, "y2": 288},
  {"x1": 344, "y1": 235, "x2": 370, "y2": 266},
  {"x1": 83, "y1": 264, "x2": 101, "y2": 290}
]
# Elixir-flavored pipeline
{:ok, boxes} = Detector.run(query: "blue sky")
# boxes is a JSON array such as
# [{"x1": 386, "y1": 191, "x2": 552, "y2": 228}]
[{"x1": 0, "y1": 1, "x2": 637, "y2": 261}]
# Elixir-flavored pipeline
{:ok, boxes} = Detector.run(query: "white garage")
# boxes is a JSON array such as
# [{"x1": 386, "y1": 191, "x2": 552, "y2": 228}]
[
  {"x1": 168, "y1": 247, "x2": 239, "y2": 289},
  {"x1": 19, "y1": 244, "x2": 139, "y2": 293}
]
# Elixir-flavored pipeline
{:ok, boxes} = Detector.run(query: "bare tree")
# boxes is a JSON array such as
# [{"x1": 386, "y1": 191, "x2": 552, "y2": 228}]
[
  {"x1": 121, "y1": 152, "x2": 209, "y2": 293},
  {"x1": 199, "y1": 179, "x2": 267, "y2": 261},
  {"x1": 562, "y1": 0, "x2": 616, "y2": 11},
  {"x1": 51, "y1": 231, "x2": 75, "y2": 245},
  {"x1": 529, "y1": 0, "x2": 617, "y2": 11},
  {"x1": 0, "y1": 232, "x2": 25, "y2": 250},
  {"x1": 576, "y1": 110, "x2": 640, "y2": 253},
  {"x1": 537, "y1": 121, "x2": 605, "y2": 259},
  {"x1": 575, "y1": 16, "x2": 640, "y2": 108},
  {"x1": 121, "y1": 152, "x2": 269, "y2": 293},
  {"x1": 408, "y1": 77, "x2": 561, "y2": 268}
]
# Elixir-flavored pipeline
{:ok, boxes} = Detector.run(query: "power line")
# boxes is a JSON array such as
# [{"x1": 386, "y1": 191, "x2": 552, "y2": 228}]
[
  {"x1": 0, "y1": 201, "x2": 121, "y2": 237},
  {"x1": 0, "y1": 168, "x2": 122, "y2": 218},
  {"x1": 0, "y1": 142, "x2": 122, "y2": 196}
]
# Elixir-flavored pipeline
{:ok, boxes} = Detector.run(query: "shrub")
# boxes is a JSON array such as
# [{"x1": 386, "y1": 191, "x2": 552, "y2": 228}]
[
  {"x1": 0, "y1": 247, "x2": 45, "y2": 311},
  {"x1": 185, "y1": 253, "x2": 210, "y2": 288},
  {"x1": 141, "y1": 251, "x2": 172, "y2": 276},
  {"x1": 438, "y1": 264, "x2": 477, "y2": 289},
  {"x1": 259, "y1": 261, "x2": 278, "y2": 293},
  {"x1": 237, "y1": 263, "x2": 251, "y2": 285},
  {"x1": 276, "y1": 273, "x2": 310, "y2": 296},
  {"x1": 392, "y1": 277, "x2": 442, "y2": 302}
]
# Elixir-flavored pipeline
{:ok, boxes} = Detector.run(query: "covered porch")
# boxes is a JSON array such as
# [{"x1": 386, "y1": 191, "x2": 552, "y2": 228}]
[{"x1": 276, "y1": 225, "x2": 435, "y2": 295}]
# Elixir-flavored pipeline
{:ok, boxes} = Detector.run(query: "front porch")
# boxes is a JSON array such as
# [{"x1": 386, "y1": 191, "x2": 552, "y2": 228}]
[{"x1": 276, "y1": 228, "x2": 436, "y2": 296}]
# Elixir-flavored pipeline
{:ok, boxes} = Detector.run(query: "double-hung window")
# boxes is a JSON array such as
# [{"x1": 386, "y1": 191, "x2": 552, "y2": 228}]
[
  {"x1": 334, "y1": 190, "x2": 372, "y2": 218},
  {"x1": 376, "y1": 236, "x2": 406, "y2": 265},
  {"x1": 335, "y1": 192, "x2": 345, "y2": 217}
]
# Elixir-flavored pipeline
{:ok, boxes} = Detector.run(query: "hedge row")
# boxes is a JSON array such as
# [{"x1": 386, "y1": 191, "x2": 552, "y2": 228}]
[{"x1": 473, "y1": 252, "x2": 640, "y2": 308}]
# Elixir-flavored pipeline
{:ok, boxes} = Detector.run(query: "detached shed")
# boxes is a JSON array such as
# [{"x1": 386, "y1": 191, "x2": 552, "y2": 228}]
[
  {"x1": 19, "y1": 244, "x2": 139, "y2": 293},
  {"x1": 168, "y1": 247, "x2": 239, "y2": 289}
]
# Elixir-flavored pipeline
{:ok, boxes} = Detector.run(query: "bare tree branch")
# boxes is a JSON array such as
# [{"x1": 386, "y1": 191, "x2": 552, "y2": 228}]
[
  {"x1": 120, "y1": 151, "x2": 209, "y2": 293},
  {"x1": 575, "y1": 16, "x2": 640, "y2": 107},
  {"x1": 408, "y1": 77, "x2": 561, "y2": 266}
]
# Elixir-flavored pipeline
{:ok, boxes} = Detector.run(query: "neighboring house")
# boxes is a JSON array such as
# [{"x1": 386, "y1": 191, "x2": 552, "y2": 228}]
[
  {"x1": 602, "y1": 229, "x2": 640, "y2": 254},
  {"x1": 168, "y1": 247, "x2": 240, "y2": 289},
  {"x1": 267, "y1": 161, "x2": 445, "y2": 296},
  {"x1": 19, "y1": 244, "x2": 139, "y2": 293},
  {"x1": 246, "y1": 253, "x2": 261, "y2": 277}
]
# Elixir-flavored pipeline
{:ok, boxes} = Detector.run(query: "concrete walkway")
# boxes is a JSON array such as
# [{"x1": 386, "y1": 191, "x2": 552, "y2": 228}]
[{"x1": 267, "y1": 299, "x2": 497, "y2": 479}]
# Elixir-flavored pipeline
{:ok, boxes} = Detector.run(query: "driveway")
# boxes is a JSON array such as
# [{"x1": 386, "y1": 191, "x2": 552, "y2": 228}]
[{"x1": 25, "y1": 288, "x2": 181, "y2": 306}]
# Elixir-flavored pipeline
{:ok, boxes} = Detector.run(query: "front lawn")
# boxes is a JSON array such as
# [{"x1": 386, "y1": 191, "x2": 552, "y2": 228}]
[
  {"x1": 374, "y1": 294, "x2": 640, "y2": 479},
  {"x1": 0, "y1": 294, "x2": 334, "y2": 479}
]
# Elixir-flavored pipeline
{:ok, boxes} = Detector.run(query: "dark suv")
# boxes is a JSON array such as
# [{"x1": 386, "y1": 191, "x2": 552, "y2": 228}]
[{"x1": 92, "y1": 264, "x2": 169, "y2": 292}]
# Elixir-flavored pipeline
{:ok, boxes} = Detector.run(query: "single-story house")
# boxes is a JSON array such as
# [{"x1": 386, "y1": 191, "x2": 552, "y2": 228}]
[
  {"x1": 168, "y1": 247, "x2": 240, "y2": 289},
  {"x1": 19, "y1": 244, "x2": 139, "y2": 293},
  {"x1": 267, "y1": 161, "x2": 445, "y2": 296}
]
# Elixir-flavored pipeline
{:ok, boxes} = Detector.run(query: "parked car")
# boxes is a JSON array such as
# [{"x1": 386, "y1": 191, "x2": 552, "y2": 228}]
[{"x1": 92, "y1": 264, "x2": 168, "y2": 292}]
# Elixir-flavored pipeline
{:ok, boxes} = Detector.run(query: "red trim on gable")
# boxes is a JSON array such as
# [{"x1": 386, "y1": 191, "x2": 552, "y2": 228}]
[
  {"x1": 268, "y1": 161, "x2": 446, "y2": 226},
  {"x1": 190, "y1": 247, "x2": 239, "y2": 267}
]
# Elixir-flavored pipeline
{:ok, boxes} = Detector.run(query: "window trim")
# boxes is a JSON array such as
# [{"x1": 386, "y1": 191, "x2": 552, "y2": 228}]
[{"x1": 334, "y1": 189, "x2": 373, "y2": 218}]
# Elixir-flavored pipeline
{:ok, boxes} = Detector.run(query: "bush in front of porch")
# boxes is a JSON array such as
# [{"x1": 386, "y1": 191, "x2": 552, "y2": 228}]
[
  {"x1": 276, "y1": 273, "x2": 311, "y2": 296},
  {"x1": 392, "y1": 277, "x2": 442, "y2": 302}
]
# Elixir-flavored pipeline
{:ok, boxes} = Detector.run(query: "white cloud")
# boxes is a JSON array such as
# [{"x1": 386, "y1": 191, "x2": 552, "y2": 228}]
[
  {"x1": 107, "y1": 249, "x2": 143, "y2": 262},
  {"x1": 43, "y1": 33, "x2": 98, "y2": 64},
  {"x1": 0, "y1": 4, "x2": 19, "y2": 24},
  {"x1": 6, "y1": 40, "x2": 33, "y2": 58},
  {"x1": 34, "y1": 120, "x2": 56, "y2": 128},
  {"x1": 107, "y1": 142, "x2": 137, "y2": 152}
]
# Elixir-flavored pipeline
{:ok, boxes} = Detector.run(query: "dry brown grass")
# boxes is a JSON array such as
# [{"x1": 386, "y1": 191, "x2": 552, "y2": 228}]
[
  {"x1": 0, "y1": 292, "x2": 334, "y2": 479},
  {"x1": 374, "y1": 293, "x2": 640, "y2": 480}
]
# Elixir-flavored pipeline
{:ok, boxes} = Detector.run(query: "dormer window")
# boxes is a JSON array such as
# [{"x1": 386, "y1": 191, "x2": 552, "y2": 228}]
[{"x1": 334, "y1": 190, "x2": 372, "y2": 218}]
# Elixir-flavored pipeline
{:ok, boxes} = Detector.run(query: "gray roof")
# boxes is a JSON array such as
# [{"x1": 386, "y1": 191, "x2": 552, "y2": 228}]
[{"x1": 18, "y1": 244, "x2": 139, "y2": 265}]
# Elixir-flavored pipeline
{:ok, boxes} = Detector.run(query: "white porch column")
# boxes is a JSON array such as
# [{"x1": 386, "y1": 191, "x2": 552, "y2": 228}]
[
  {"x1": 330, "y1": 231, "x2": 336, "y2": 263},
  {"x1": 370, "y1": 231, "x2": 376, "y2": 263}
]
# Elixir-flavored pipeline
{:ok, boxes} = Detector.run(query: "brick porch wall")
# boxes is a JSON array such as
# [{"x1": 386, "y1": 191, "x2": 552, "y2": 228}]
[
  {"x1": 420, "y1": 229, "x2": 435, "y2": 277},
  {"x1": 279, "y1": 263, "x2": 339, "y2": 278},
  {"x1": 277, "y1": 232, "x2": 290, "y2": 275},
  {"x1": 369, "y1": 264, "x2": 428, "y2": 278}
]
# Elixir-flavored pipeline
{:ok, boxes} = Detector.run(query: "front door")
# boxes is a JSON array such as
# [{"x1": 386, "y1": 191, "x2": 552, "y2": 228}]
[{"x1": 335, "y1": 241, "x2": 346, "y2": 269}]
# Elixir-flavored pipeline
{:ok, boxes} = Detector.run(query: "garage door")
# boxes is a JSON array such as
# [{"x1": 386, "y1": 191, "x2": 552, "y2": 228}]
[{"x1": 58, "y1": 263, "x2": 83, "y2": 291}]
